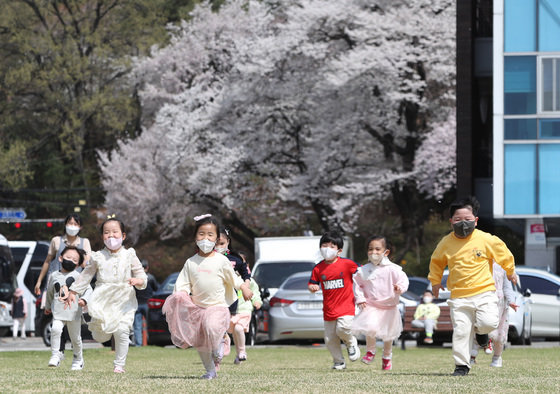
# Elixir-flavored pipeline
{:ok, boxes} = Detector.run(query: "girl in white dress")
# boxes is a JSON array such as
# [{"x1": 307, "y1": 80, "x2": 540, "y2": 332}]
[
  {"x1": 64, "y1": 216, "x2": 147, "y2": 373},
  {"x1": 163, "y1": 214, "x2": 251, "y2": 380}
]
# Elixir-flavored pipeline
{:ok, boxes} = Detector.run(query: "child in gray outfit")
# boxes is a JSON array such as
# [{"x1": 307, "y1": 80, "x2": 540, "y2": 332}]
[{"x1": 45, "y1": 246, "x2": 92, "y2": 370}]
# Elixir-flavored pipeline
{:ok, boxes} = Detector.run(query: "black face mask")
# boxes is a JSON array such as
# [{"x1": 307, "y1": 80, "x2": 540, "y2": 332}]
[
  {"x1": 61, "y1": 258, "x2": 77, "y2": 272},
  {"x1": 452, "y1": 220, "x2": 476, "y2": 238}
]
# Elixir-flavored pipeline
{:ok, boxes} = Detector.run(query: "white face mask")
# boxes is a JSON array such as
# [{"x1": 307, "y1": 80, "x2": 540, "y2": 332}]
[
  {"x1": 423, "y1": 296, "x2": 433, "y2": 304},
  {"x1": 368, "y1": 253, "x2": 384, "y2": 265},
  {"x1": 66, "y1": 225, "x2": 80, "y2": 236},
  {"x1": 197, "y1": 239, "x2": 216, "y2": 254},
  {"x1": 104, "y1": 237, "x2": 123, "y2": 251},
  {"x1": 215, "y1": 246, "x2": 228, "y2": 254},
  {"x1": 320, "y1": 247, "x2": 338, "y2": 261}
]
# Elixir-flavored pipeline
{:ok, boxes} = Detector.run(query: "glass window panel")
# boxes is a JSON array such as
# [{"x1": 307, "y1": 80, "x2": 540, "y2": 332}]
[
  {"x1": 504, "y1": 118, "x2": 537, "y2": 139},
  {"x1": 542, "y1": 58, "x2": 553, "y2": 111},
  {"x1": 539, "y1": 144, "x2": 560, "y2": 214},
  {"x1": 539, "y1": 119, "x2": 560, "y2": 138},
  {"x1": 539, "y1": 0, "x2": 560, "y2": 52},
  {"x1": 505, "y1": 56, "x2": 536, "y2": 114},
  {"x1": 504, "y1": 144, "x2": 536, "y2": 214},
  {"x1": 505, "y1": 0, "x2": 536, "y2": 52},
  {"x1": 556, "y1": 59, "x2": 560, "y2": 111}
]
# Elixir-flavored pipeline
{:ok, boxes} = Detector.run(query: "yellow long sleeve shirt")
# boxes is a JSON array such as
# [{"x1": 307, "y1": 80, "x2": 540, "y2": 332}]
[
  {"x1": 428, "y1": 229, "x2": 515, "y2": 299},
  {"x1": 414, "y1": 303, "x2": 441, "y2": 321}
]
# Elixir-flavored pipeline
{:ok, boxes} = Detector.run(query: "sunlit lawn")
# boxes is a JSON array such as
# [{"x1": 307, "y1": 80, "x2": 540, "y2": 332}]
[{"x1": 1, "y1": 344, "x2": 559, "y2": 393}]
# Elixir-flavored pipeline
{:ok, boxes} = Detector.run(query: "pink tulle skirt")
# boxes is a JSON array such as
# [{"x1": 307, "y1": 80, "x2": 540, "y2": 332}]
[
  {"x1": 351, "y1": 305, "x2": 403, "y2": 341},
  {"x1": 228, "y1": 313, "x2": 251, "y2": 333},
  {"x1": 162, "y1": 292, "x2": 231, "y2": 352}
]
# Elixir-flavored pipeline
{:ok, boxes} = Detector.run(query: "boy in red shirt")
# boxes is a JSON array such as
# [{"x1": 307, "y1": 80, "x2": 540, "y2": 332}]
[{"x1": 309, "y1": 231, "x2": 360, "y2": 370}]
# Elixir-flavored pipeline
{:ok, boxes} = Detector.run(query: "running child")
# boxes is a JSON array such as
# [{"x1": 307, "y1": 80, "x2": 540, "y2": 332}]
[
  {"x1": 63, "y1": 215, "x2": 147, "y2": 373},
  {"x1": 352, "y1": 235, "x2": 409, "y2": 370},
  {"x1": 470, "y1": 261, "x2": 518, "y2": 367},
  {"x1": 162, "y1": 214, "x2": 252, "y2": 379},
  {"x1": 308, "y1": 231, "x2": 360, "y2": 370},
  {"x1": 429, "y1": 196, "x2": 516, "y2": 376},
  {"x1": 228, "y1": 275, "x2": 262, "y2": 364},
  {"x1": 45, "y1": 246, "x2": 92, "y2": 370}
]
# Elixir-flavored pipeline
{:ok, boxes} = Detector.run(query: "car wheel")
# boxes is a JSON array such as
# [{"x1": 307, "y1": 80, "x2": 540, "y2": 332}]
[
  {"x1": 42, "y1": 319, "x2": 53, "y2": 347},
  {"x1": 245, "y1": 314, "x2": 258, "y2": 347},
  {"x1": 511, "y1": 315, "x2": 527, "y2": 345}
]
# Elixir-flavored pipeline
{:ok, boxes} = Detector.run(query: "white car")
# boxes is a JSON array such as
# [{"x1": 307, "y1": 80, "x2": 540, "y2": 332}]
[
  {"x1": 439, "y1": 269, "x2": 532, "y2": 345},
  {"x1": 516, "y1": 267, "x2": 560, "y2": 339}
]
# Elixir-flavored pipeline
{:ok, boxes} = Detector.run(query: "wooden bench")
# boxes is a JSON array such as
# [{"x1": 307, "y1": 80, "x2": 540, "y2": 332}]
[{"x1": 400, "y1": 304, "x2": 453, "y2": 349}]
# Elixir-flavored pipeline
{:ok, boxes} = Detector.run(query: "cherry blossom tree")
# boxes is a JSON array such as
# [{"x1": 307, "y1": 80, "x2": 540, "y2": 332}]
[{"x1": 100, "y1": 0, "x2": 456, "y2": 255}]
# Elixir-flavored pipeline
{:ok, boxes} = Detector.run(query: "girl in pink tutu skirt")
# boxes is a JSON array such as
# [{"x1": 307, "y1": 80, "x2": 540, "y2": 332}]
[
  {"x1": 352, "y1": 235, "x2": 409, "y2": 371},
  {"x1": 162, "y1": 215, "x2": 251, "y2": 380}
]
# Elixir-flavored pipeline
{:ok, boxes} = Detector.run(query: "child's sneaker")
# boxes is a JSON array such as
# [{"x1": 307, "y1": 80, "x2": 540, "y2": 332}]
[
  {"x1": 113, "y1": 366, "x2": 125, "y2": 373},
  {"x1": 346, "y1": 337, "x2": 360, "y2": 362},
  {"x1": 332, "y1": 362, "x2": 346, "y2": 370},
  {"x1": 484, "y1": 339, "x2": 493, "y2": 355},
  {"x1": 361, "y1": 351, "x2": 375, "y2": 365},
  {"x1": 71, "y1": 356, "x2": 84, "y2": 371},
  {"x1": 48, "y1": 354, "x2": 61, "y2": 367},
  {"x1": 381, "y1": 357, "x2": 392, "y2": 371},
  {"x1": 234, "y1": 353, "x2": 247, "y2": 364},
  {"x1": 423, "y1": 337, "x2": 433, "y2": 344},
  {"x1": 200, "y1": 371, "x2": 217, "y2": 380},
  {"x1": 490, "y1": 355, "x2": 503, "y2": 368}
]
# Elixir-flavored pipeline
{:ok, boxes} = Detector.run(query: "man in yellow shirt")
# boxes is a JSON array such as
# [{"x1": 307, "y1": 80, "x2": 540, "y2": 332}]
[{"x1": 428, "y1": 197, "x2": 516, "y2": 376}]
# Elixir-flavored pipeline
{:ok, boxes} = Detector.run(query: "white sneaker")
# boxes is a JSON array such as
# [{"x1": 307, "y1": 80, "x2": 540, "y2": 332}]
[
  {"x1": 490, "y1": 356, "x2": 502, "y2": 368},
  {"x1": 332, "y1": 362, "x2": 346, "y2": 370},
  {"x1": 71, "y1": 357, "x2": 84, "y2": 371},
  {"x1": 48, "y1": 354, "x2": 61, "y2": 367},
  {"x1": 347, "y1": 337, "x2": 361, "y2": 362}
]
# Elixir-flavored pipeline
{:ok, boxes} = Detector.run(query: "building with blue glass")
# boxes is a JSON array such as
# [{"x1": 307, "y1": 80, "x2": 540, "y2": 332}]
[{"x1": 458, "y1": 0, "x2": 560, "y2": 273}]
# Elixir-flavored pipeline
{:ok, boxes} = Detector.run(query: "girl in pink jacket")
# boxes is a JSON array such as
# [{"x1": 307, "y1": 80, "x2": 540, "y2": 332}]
[{"x1": 352, "y1": 236, "x2": 409, "y2": 371}]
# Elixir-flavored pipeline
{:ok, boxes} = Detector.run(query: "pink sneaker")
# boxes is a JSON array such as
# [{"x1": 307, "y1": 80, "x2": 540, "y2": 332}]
[
  {"x1": 382, "y1": 358, "x2": 392, "y2": 371},
  {"x1": 361, "y1": 351, "x2": 375, "y2": 365},
  {"x1": 113, "y1": 366, "x2": 125, "y2": 374}
]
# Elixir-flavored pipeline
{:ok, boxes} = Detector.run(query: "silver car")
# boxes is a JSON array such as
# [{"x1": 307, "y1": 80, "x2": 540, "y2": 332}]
[
  {"x1": 516, "y1": 266, "x2": 560, "y2": 339},
  {"x1": 268, "y1": 271, "x2": 324, "y2": 342}
]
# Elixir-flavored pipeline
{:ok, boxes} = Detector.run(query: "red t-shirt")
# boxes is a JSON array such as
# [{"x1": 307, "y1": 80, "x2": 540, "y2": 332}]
[{"x1": 309, "y1": 257, "x2": 358, "y2": 321}]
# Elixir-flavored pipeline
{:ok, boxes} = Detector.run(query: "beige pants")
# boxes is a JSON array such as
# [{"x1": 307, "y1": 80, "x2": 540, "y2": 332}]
[
  {"x1": 324, "y1": 315, "x2": 355, "y2": 364},
  {"x1": 448, "y1": 291, "x2": 499, "y2": 367}
]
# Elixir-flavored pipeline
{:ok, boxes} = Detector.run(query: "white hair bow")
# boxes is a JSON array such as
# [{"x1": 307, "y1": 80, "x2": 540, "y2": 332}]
[{"x1": 193, "y1": 214, "x2": 212, "y2": 221}]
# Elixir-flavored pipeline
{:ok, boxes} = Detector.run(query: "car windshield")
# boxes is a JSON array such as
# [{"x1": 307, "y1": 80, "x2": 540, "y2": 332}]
[
  {"x1": 159, "y1": 273, "x2": 179, "y2": 293},
  {"x1": 408, "y1": 278, "x2": 429, "y2": 297},
  {"x1": 281, "y1": 275, "x2": 312, "y2": 290},
  {"x1": 253, "y1": 262, "x2": 316, "y2": 289}
]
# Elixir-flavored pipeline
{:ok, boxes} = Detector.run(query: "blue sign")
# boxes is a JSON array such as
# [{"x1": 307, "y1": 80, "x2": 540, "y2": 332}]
[{"x1": 0, "y1": 208, "x2": 27, "y2": 220}]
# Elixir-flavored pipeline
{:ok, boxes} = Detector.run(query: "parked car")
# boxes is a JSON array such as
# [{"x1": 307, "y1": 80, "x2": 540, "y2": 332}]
[
  {"x1": 440, "y1": 269, "x2": 532, "y2": 345},
  {"x1": 8, "y1": 240, "x2": 50, "y2": 333},
  {"x1": 516, "y1": 266, "x2": 560, "y2": 340},
  {"x1": 268, "y1": 271, "x2": 324, "y2": 342},
  {"x1": 147, "y1": 272, "x2": 178, "y2": 346},
  {"x1": 0, "y1": 234, "x2": 16, "y2": 335},
  {"x1": 407, "y1": 276, "x2": 432, "y2": 299}
]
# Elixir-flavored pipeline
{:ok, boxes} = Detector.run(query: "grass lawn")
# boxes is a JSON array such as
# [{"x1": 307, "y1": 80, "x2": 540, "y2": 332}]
[{"x1": 1, "y1": 344, "x2": 559, "y2": 393}]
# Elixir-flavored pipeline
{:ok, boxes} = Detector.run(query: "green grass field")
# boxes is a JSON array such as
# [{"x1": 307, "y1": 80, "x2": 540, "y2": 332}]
[{"x1": 1, "y1": 345, "x2": 559, "y2": 393}]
